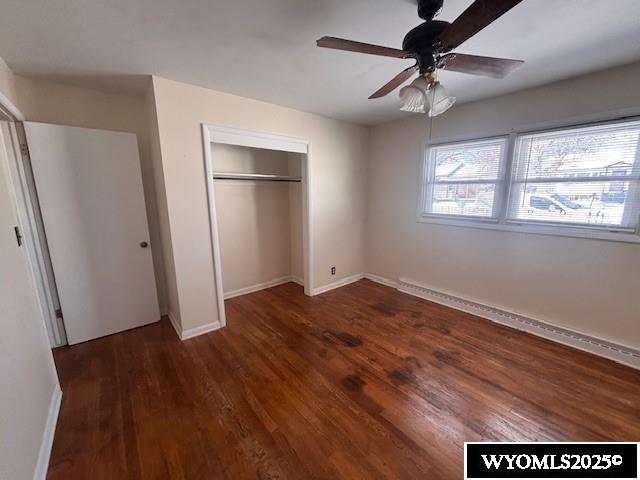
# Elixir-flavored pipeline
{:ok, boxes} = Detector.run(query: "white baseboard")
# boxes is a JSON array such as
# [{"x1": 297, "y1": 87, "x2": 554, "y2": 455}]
[
  {"x1": 224, "y1": 276, "x2": 295, "y2": 300},
  {"x1": 397, "y1": 278, "x2": 640, "y2": 370},
  {"x1": 167, "y1": 311, "x2": 181, "y2": 338},
  {"x1": 291, "y1": 275, "x2": 304, "y2": 286},
  {"x1": 310, "y1": 272, "x2": 397, "y2": 295},
  {"x1": 33, "y1": 384, "x2": 62, "y2": 480},
  {"x1": 312, "y1": 273, "x2": 364, "y2": 295},
  {"x1": 181, "y1": 321, "x2": 223, "y2": 340},
  {"x1": 363, "y1": 273, "x2": 398, "y2": 288},
  {"x1": 167, "y1": 311, "x2": 222, "y2": 341},
  {"x1": 168, "y1": 273, "x2": 303, "y2": 341}
]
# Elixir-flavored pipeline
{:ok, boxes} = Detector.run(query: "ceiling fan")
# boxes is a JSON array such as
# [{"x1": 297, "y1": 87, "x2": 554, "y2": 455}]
[{"x1": 317, "y1": 0, "x2": 525, "y2": 116}]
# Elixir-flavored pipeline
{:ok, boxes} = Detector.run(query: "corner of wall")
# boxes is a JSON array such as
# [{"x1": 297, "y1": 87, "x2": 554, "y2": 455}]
[
  {"x1": 0, "y1": 55, "x2": 23, "y2": 120},
  {"x1": 145, "y1": 78, "x2": 182, "y2": 327},
  {"x1": 363, "y1": 123, "x2": 375, "y2": 274}
]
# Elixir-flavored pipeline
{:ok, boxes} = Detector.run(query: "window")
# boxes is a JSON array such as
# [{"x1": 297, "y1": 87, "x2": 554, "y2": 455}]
[
  {"x1": 508, "y1": 121, "x2": 640, "y2": 231},
  {"x1": 422, "y1": 137, "x2": 508, "y2": 219},
  {"x1": 420, "y1": 118, "x2": 640, "y2": 241}
]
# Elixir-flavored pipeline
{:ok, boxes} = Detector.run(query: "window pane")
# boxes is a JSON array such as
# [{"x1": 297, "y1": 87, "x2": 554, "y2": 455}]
[
  {"x1": 514, "y1": 122, "x2": 640, "y2": 181},
  {"x1": 431, "y1": 183, "x2": 496, "y2": 218},
  {"x1": 432, "y1": 138, "x2": 506, "y2": 181},
  {"x1": 508, "y1": 181, "x2": 637, "y2": 228}
]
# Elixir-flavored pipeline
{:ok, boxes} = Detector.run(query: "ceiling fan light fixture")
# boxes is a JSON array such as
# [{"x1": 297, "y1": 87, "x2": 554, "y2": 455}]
[
  {"x1": 317, "y1": 1, "x2": 526, "y2": 106},
  {"x1": 399, "y1": 76, "x2": 430, "y2": 113},
  {"x1": 427, "y1": 81, "x2": 456, "y2": 117},
  {"x1": 399, "y1": 87, "x2": 426, "y2": 113},
  {"x1": 399, "y1": 76, "x2": 455, "y2": 116}
]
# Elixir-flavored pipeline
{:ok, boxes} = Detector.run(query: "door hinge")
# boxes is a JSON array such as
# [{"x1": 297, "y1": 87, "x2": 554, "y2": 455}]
[
  {"x1": 14, "y1": 226, "x2": 23, "y2": 246},
  {"x1": 55, "y1": 308, "x2": 63, "y2": 319},
  {"x1": 20, "y1": 143, "x2": 29, "y2": 156}
]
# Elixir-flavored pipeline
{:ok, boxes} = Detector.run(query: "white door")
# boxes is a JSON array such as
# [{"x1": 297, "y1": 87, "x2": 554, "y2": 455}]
[{"x1": 24, "y1": 122, "x2": 159, "y2": 345}]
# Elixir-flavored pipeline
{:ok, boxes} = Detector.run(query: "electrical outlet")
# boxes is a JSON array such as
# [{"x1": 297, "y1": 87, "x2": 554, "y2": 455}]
[{"x1": 331, "y1": 266, "x2": 336, "y2": 276}]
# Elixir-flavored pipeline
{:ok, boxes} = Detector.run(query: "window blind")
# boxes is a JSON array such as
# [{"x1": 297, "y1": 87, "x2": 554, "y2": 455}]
[
  {"x1": 425, "y1": 137, "x2": 508, "y2": 218},
  {"x1": 507, "y1": 120, "x2": 640, "y2": 231}
]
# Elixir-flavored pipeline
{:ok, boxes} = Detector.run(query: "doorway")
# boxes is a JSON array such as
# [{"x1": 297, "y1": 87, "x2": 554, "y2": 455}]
[
  {"x1": 202, "y1": 125, "x2": 314, "y2": 327},
  {"x1": 0, "y1": 114, "x2": 66, "y2": 346},
  {"x1": 2, "y1": 119, "x2": 161, "y2": 346},
  {"x1": 23, "y1": 123, "x2": 160, "y2": 345}
]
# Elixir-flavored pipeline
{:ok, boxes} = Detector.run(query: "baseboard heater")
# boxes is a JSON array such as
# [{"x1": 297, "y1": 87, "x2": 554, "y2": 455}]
[{"x1": 366, "y1": 275, "x2": 640, "y2": 370}]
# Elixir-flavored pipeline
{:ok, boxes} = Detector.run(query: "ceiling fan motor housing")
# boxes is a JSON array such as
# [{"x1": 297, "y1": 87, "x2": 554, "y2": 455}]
[
  {"x1": 417, "y1": 0, "x2": 444, "y2": 20},
  {"x1": 316, "y1": 0, "x2": 525, "y2": 100},
  {"x1": 402, "y1": 20, "x2": 451, "y2": 73}
]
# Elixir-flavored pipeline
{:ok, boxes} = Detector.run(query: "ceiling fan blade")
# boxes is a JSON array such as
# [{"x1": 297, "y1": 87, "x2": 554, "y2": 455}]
[
  {"x1": 441, "y1": 53, "x2": 523, "y2": 78},
  {"x1": 438, "y1": 0, "x2": 524, "y2": 51},
  {"x1": 369, "y1": 64, "x2": 419, "y2": 99},
  {"x1": 317, "y1": 36, "x2": 410, "y2": 59}
]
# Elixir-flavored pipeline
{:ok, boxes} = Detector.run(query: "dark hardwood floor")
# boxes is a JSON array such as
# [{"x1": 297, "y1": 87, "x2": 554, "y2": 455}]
[{"x1": 49, "y1": 280, "x2": 640, "y2": 479}]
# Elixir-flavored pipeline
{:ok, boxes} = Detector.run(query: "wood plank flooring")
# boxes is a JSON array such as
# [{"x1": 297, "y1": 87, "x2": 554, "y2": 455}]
[{"x1": 49, "y1": 280, "x2": 640, "y2": 479}]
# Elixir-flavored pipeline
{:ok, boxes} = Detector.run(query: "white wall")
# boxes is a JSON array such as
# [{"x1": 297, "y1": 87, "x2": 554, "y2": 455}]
[
  {"x1": 214, "y1": 143, "x2": 292, "y2": 175},
  {"x1": 144, "y1": 82, "x2": 177, "y2": 319},
  {"x1": 0, "y1": 57, "x2": 19, "y2": 116},
  {"x1": 288, "y1": 152, "x2": 304, "y2": 281},
  {"x1": 216, "y1": 182, "x2": 293, "y2": 293},
  {"x1": 1, "y1": 125, "x2": 59, "y2": 480},
  {"x1": 151, "y1": 76, "x2": 369, "y2": 331},
  {"x1": 213, "y1": 143, "x2": 301, "y2": 294},
  {"x1": 289, "y1": 183, "x2": 304, "y2": 281},
  {"x1": 0, "y1": 56, "x2": 59, "y2": 479},
  {"x1": 367, "y1": 62, "x2": 640, "y2": 350}
]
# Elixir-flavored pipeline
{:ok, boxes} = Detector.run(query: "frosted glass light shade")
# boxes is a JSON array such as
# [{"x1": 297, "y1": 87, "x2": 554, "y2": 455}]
[
  {"x1": 399, "y1": 76, "x2": 456, "y2": 116},
  {"x1": 427, "y1": 82, "x2": 456, "y2": 117},
  {"x1": 399, "y1": 77, "x2": 430, "y2": 113}
]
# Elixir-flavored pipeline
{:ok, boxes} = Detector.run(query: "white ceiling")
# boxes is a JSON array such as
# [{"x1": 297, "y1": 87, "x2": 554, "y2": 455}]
[{"x1": 1, "y1": 0, "x2": 639, "y2": 125}]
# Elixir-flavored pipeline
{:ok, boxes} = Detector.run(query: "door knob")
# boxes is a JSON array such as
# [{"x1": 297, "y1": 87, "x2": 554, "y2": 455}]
[{"x1": 140, "y1": 241, "x2": 149, "y2": 248}]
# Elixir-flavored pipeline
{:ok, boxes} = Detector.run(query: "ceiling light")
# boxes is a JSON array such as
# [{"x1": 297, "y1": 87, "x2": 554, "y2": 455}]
[
  {"x1": 427, "y1": 82, "x2": 456, "y2": 117},
  {"x1": 399, "y1": 77, "x2": 430, "y2": 114},
  {"x1": 399, "y1": 75, "x2": 456, "y2": 117}
]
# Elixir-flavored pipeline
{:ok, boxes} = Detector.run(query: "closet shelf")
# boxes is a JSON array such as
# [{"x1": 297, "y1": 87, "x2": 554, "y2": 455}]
[{"x1": 213, "y1": 172, "x2": 302, "y2": 183}]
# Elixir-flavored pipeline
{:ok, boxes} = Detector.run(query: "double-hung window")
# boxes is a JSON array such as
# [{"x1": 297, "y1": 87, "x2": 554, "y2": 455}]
[
  {"x1": 422, "y1": 137, "x2": 508, "y2": 220},
  {"x1": 420, "y1": 118, "x2": 640, "y2": 241},
  {"x1": 507, "y1": 121, "x2": 640, "y2": 232}
]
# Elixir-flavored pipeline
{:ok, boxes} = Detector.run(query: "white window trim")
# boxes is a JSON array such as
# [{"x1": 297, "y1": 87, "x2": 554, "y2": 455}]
[
  {"x1": 422, "y1": 135, "x2": 510, "y2": 222},
  {"x1": 417, "y1": 117, "x2": 640, "y2": 245}
]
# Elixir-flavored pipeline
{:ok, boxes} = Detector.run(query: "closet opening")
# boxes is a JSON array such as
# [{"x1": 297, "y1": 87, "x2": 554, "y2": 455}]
[{"x1": 203, "y1": 125, "x2": 313, "y2": 328}]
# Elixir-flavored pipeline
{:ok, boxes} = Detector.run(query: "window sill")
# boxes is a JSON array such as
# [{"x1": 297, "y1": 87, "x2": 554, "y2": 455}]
[{"x1": 416, "y1": 214, "x2": 640, "y2": 244}]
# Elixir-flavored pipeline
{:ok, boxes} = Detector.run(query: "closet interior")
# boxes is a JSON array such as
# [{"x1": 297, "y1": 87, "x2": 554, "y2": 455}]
[{"x1": 212, "y1": 143, "x2": 304, "y2": 300}]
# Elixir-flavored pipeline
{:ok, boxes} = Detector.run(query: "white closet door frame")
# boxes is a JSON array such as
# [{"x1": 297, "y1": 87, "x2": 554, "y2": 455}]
[
  {"x1": 202, "y1": 125, "x2": 314, "y2": 328},
  {"x1": 0, "y1": 92, "x2": 65, "y2": 347},
  {"x1": 2, "y1": 122, "x2": 66, "y2": 346}
]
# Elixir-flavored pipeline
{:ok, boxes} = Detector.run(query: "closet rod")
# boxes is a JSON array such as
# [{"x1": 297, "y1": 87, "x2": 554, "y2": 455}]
[{"x1": 213, "y1": 173, "x2": 302, "y2": 183}]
